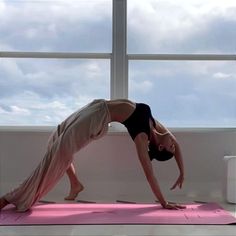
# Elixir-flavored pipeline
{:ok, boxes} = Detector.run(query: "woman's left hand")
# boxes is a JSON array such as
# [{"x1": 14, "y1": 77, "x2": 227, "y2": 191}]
[
  {"x1": 163, "y1": 202, "x2": 186, "y2": 210},
  {"x1": 170, "y1": 174, "x2": 184, "y2": 190}
]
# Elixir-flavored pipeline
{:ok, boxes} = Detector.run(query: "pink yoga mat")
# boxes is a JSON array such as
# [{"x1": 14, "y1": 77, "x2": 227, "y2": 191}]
[{"x1": 0, "y1": 203, "x2": 235, "y2": 225}]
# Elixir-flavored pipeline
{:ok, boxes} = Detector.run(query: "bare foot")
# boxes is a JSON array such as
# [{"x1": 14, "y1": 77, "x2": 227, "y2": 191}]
[
  {"x1": 0, "y1": 197, "x2": 9, "y2": 210},
  {"x1": 64, "y1": 185, "x2": 84, "y2": 201}
]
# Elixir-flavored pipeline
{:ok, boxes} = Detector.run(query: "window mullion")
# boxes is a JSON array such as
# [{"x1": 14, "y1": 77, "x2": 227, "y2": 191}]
[{"x1": 111, "y1": 0, "x2": 128, "y2": 99}]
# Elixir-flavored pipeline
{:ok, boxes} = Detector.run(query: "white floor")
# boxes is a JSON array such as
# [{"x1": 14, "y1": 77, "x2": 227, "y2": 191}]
[{"x1": 1, "y1": 195, "x2": 236, "y2": 236}]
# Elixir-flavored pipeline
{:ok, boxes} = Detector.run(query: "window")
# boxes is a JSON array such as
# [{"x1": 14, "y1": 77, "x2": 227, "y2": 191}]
[
  {"x1": 127, "y1": 0, "x2": 236, "y2": 54},
  {"x1": 0, "y1": 0, "x2": 112, "y2": 52},
  {"x1": 0, "y1": 0, "x2": 111, "y2": 125},
  {"x1": 1, "y1": 0, "x2": 235, "y2": 127},
  {"x1": 129, "y1": 61, "x2": 236, "y2": 127},
  {"x1": 127, "y1": 0, "x2": 236, "y2": 127},
  {"x1": 0, "y1": 58, "x2": 110, "y2": 125}
]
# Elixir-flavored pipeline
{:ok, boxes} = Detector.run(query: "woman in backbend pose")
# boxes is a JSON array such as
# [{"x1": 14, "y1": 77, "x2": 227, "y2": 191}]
[{"x1": 0, "y1": 99, "x2": 185, "y2": 212}]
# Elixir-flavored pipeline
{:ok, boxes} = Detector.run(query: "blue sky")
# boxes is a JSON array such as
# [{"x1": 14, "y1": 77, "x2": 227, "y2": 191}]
[{"x1": 0, "y1": 0, "x2": 236, "y2": 127}]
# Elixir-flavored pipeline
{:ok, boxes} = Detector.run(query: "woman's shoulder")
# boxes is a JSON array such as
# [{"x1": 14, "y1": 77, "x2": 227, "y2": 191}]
[{"x1": 154, "y1": 119, "x2": 169, "y2": 133}]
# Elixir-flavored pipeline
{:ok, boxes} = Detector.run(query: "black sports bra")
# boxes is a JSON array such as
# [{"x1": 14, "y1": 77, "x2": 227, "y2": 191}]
[{"x1": 122, "y1": 103, "x2": 156, "y2": 140}]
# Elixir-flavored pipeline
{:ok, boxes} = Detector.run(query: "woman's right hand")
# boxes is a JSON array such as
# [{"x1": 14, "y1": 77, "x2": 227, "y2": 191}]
[{"x1": 162, "y1": 201, "x2": 186, "y2": 210}]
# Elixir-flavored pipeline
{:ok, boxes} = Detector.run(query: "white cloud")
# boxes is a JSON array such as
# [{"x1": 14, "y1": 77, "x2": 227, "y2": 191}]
[
  {"x1": 130, "y1": 79, "x2": 153, "y2": 94},
  {"x1": 213, "y1": 72, "x2": 233, "y2": 80},
  {"x1": 0, "y1": 0, "x2": 5, "y2": 14},
  {"x1": 128, "y1": 0, "x2": 236, "y2": 53},
  {"x1": 24, "y1": 28, "x2": 38, "y2": 39},
  {"x1": 0, "y1": 58, "x2": 24, "y2": 78},
  {"x1": 0, "y1": 0, "x2": 111, "y2": 52},
  {"x1": 0, "y1": 106, "x2": 7, "y2": 114},
  {"x1": 10, "y1": 105, "x2": 31, "y2": 115}
]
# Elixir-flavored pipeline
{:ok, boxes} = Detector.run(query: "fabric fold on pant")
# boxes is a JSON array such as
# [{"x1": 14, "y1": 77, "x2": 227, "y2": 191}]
[{"x1": 4, "y1": 99, "x2": 111, "y2": 212}]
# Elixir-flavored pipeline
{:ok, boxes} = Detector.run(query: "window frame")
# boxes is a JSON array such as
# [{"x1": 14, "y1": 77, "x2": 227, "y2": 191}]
[{"x1": 0, "y1": 0, "x2": 235, "y2": 127}]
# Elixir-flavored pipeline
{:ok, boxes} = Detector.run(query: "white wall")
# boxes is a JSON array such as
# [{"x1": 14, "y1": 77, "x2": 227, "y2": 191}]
[{"x1": 1, "y1": 127, "x2": 236, "y2": 203}]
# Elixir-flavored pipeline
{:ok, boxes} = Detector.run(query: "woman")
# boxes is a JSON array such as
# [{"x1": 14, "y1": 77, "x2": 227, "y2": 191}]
[{"x1": 0, "y1": 99, "x2": 185, "y2": 212}]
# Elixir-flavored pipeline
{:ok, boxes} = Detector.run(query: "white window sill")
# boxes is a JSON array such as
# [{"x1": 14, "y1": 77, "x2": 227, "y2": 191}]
[{"x1": 0, "y1": 125, "x2": 235, "y2": 134}]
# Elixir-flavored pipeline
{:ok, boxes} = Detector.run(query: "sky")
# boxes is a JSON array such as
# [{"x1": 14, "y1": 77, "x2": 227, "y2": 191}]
[{"x1": 0, "y1": 0, "x2": 236, "y2": 127}]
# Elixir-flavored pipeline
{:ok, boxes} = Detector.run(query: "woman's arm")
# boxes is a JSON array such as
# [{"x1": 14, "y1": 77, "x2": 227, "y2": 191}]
[
  {"x1": 134, "y1": 133, "x2": 166, "y2": 206},
  {"x1": 170, "y1": 136, "x2": 185, "y2": 190},
  {"x1": 134, "y1": 133, "x2": 184, "y2": 209},
  {"x1": 154, "y1": 119, "x2": 185, "y2": 190}
]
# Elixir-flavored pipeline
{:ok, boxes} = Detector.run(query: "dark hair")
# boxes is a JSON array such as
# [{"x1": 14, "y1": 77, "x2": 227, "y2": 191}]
[{"x1": 148, "y1": 142, "x2": 174, "y2": 162}]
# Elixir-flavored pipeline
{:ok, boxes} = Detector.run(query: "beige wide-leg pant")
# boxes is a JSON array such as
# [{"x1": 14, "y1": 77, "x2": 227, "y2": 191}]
[{"x1": 4, "y1": 99, "x2": 111, "y2": 212}]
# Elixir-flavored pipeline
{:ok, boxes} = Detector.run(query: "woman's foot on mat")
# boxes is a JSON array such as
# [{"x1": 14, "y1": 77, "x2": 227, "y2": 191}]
[
  {"x1": 0, "y1": 197, "x2": 9, "y2": 210},
  {"x1": 64, "y1": 185, "x2": 84, "y2": 201}
]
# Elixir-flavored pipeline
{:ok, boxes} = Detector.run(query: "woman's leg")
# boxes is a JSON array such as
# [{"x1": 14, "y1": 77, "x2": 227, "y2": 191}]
[
  {"x1": 3, "y1": 141, "x2": 74, "y2": 212},
  {"x1": 64, "y1": 163, "x2": 84, "y2": 200}
]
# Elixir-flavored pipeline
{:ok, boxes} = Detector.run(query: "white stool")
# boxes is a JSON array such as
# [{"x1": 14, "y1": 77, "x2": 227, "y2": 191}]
[{"x1": 224, "y1": 156, "x2": 236, "y2": 203}]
